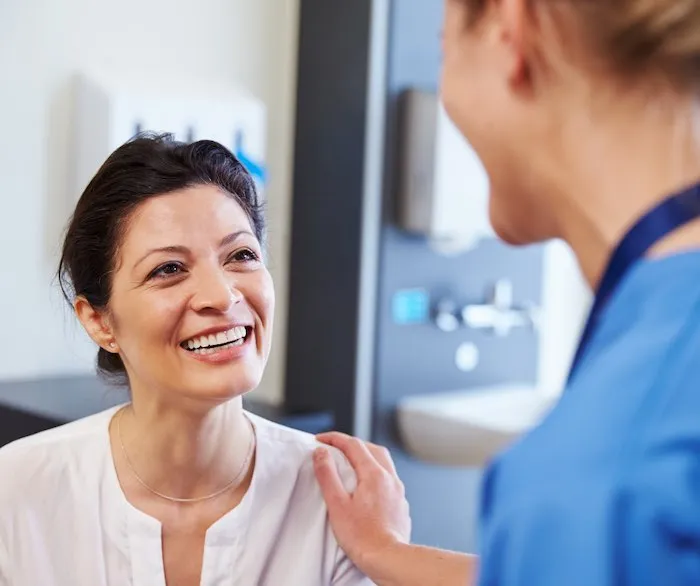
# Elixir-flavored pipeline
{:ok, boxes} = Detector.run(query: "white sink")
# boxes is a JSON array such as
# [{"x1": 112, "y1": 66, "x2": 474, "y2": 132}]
[{"x1": 397, "y1": 384, "x2": 558, "y2": 468}]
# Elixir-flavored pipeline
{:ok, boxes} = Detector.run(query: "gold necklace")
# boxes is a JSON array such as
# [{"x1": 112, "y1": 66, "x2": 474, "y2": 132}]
[{"x1": 116, "y1": 407, "x2": 255, "y2": 504}]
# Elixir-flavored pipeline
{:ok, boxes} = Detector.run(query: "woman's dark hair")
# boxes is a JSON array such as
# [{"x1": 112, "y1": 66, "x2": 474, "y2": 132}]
[{"x1": 57, "y1": 132, "x2": 265, "y2": 383}]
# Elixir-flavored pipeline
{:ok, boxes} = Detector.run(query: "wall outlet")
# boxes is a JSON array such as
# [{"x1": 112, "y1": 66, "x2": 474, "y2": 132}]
[{"x1": 70, "y1": 72, "x2": 267, "y2": 210}]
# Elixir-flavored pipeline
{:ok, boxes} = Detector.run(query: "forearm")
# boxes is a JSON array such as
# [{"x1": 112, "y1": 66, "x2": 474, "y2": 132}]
[{"x1": 365, "y1": 543, "x2": 478, "y2": 586}]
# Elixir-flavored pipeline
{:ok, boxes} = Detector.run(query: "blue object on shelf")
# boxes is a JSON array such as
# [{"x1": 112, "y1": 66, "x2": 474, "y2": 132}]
[
  {"x1": 234, "y1": 130, "x2": 267, "y2": 185},
  {"x1": 392, "y1": 288, "x2": 430, "y2": 325}
]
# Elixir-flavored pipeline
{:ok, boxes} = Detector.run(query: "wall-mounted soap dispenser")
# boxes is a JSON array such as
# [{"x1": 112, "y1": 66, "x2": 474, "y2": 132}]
[{"x1": 397, "y1": 89, "x2": 493, "y2": 255}]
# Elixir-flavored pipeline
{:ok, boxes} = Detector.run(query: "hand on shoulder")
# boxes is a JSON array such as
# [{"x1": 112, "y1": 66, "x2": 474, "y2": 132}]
[{"x1": 312, "y1": 432, "x2": 411, "y2": 578}]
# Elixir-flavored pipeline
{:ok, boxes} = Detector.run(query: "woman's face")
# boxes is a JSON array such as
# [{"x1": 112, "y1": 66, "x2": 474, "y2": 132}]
[
  {"x1": 103, "y1": 185, "x2": 274, "y2": 406},
  {"x1": 440, "y1": 0, "x2": 558, "y2": 244}
]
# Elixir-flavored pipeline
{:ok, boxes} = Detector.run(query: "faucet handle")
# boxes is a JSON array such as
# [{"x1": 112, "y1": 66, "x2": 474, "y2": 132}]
[
  {"x1": 493, "y1": 279, "x2": 518, "y2": 310},
  {"x1": 434, "y1": 299, "x2": 460, "y2": 332}
]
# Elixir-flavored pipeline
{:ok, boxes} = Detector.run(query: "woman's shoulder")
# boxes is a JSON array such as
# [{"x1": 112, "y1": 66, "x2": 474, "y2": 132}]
[
  {"x1": 0, "y1": 407, "x2": 117, "y2": 498},
  {"x1": 241, "y1": 415, "x2": 368, "y2": 584},
  {"x1": 247, "y1": 412, "x2": 319, "y2": 450},
  {"x1": 248, "y1": 412, "x2": 357, "y2": 492},
  {"x1": 0, "y1": 406, "x2": 117, "y2": 456}
]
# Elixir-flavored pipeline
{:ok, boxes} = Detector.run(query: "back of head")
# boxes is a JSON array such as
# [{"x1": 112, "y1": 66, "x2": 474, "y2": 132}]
[
  {"x1": 461, "y1": 0, "x2": 700, "y2": 92},
  {"x1": 58, "y1": 133, "x2": 264, "y2": 383}
]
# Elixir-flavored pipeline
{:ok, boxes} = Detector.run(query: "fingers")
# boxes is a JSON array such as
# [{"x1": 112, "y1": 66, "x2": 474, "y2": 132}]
[
  {"x1": 316, "y1": 432, "x2": 398, "y2": 475},
  {"x1": 365, "y1": 442, "x2": 397, "y2": 475},
  {"x1": 315, "y1": 432, "x2": 379, "y2": 480},
  {"x1": 316, "y1": 431, "x2": 357, "y2": 449},
  {"x1": 313, "y1": 447, "x2": 350, "y2": 513}
]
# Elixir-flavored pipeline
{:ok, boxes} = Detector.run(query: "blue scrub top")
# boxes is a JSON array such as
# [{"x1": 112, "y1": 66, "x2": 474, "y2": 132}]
[{"x1": 477, "y1": 251, "x2": 700, "y2": 586}]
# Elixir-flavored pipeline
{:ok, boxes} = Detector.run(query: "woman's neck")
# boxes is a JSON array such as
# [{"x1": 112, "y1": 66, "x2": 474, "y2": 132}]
[
  {"x1": 116, "y1": 394, "x2": 254, "y2": 500},
  {"x1": 551, "y1": 91, "x2": 700, "y2": 289}
]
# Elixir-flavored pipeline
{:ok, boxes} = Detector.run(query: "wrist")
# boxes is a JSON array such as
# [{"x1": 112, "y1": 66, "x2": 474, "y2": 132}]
[{"x1": 360, "y1": 539, "x2": 411, "y2": 586}]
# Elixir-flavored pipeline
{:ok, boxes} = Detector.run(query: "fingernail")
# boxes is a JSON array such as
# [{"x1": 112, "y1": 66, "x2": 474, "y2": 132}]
[{"x1": 313, "y1": 448, "x2": 327, "y2": 462}]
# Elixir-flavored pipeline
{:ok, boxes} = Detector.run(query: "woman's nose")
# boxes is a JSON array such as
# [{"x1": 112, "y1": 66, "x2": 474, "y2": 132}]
[{"x1": 190, "y1": 269, "x2": 243, "y2": 313}]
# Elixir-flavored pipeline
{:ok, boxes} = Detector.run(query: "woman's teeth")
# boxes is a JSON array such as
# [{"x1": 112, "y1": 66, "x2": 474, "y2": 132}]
[
  {"x1": 183, "y1": 326, "x2": 247, "y2": 352},
  {"x1": 190, "y1": 339, "x2": 244, "y2": 355}
]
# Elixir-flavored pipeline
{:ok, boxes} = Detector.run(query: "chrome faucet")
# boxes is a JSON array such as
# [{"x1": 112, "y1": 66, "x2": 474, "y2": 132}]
[{"x1": 460, "y1": 279, "x2": 540, "y2": 336}]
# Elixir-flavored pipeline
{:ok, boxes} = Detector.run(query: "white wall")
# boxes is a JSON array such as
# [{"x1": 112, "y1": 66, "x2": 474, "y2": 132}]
[
  {"x1": 0, "y1": 0, "x2": 299, "y2": 404},
  {"x1": 538, "y1": 240, "x2": 592, "y2": 396}
]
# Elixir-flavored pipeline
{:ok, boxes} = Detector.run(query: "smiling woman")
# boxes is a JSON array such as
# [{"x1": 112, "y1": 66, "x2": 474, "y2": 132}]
[
  {"x1": 0, "y1": 134, "x2": 371, "y2": 586},
  {"x1": 67, "y1": 177, "x2": 273, "y2": 403}
]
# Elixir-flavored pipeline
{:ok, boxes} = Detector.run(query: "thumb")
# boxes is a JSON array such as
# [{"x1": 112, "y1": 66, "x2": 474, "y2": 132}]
[{"x1": 313, "y1": 447, "x2": 349, "y2": 513}]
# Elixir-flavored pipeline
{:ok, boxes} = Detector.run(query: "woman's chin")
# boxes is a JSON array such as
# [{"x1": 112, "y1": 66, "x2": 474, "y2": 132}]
[
  {"x1": 495, "y1": 228, "x2": 529, "y2": 246},
  {"x1": 490, "y1": 209, "x2": 542, "y2": 247},
  {"x1": 491, "y1": 217, "x2": 526, "y2": 246},
  {"x1": 176, "y1": 369, "x2": 263, "y2": 405}
]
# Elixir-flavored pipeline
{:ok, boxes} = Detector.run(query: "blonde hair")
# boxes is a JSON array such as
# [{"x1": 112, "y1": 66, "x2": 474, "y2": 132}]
[{"x1": 461, "y1": 0, "x2": 700, "y2": 91}]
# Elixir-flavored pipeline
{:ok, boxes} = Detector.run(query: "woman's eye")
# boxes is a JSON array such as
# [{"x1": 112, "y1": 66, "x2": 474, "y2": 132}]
[
  {"x1": 230, "y1": 249, "x2": 260, "y2": 263},
  {"x1": 150, "y1": 262, "x2": 184, "y2": 279}
]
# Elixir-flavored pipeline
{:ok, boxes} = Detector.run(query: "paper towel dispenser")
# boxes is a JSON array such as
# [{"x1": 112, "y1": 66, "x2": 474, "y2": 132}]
[{"x1": 397, "y1": 89, "x2": 493, "y2": 255}]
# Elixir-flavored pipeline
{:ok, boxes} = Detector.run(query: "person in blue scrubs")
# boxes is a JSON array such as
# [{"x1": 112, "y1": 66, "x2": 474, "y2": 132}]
[{"x1": 311, "y1": 0, "x2": 700, "y2": 585}]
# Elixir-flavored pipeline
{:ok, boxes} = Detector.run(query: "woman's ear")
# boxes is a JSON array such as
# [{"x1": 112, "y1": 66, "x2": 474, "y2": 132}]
[
  {"x1": 74, "y1": 296, "x2": 119, "y2": 353},
  {"x1": 497, "y1": 0, "x2": 536, "y2": 89}
]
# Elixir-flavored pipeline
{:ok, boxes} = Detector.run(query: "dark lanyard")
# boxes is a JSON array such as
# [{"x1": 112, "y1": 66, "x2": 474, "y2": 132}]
[{"x1": 567, "y1": 183, "x2": 700, "y2": 384}]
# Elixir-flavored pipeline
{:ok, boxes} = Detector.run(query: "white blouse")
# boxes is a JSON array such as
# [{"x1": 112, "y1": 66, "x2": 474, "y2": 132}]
[{"x1": 0, "y1": 406, "x2": 373, "y2": 585}]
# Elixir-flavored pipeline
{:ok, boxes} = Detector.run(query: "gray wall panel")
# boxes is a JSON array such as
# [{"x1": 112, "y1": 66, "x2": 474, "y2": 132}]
[{"x1": 284, "y1": 0, "x2": 374, "y2": 432}]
